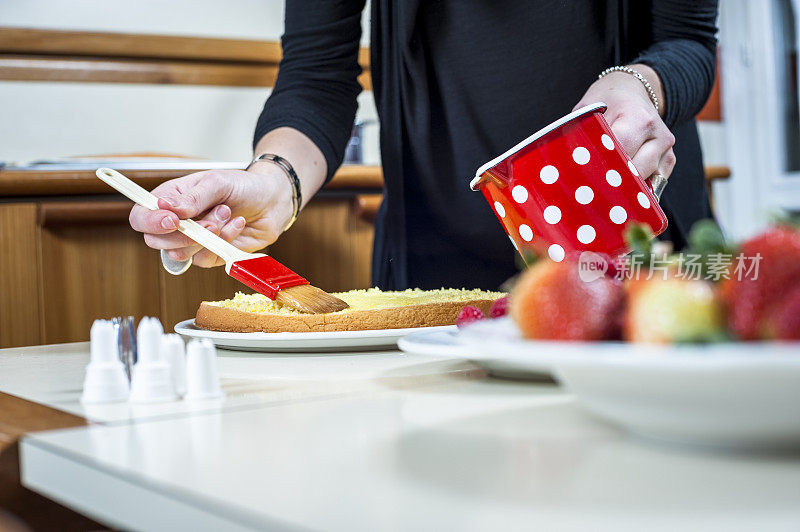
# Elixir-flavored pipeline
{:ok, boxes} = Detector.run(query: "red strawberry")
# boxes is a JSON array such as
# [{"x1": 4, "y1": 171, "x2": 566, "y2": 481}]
[
  {"x1": 761, "y1": 284, "x2": 800, "y2": 340},
  {"x1": 457, "y1": 305, "x2": 486, "y2": 328},
  {"x1": 720, "y1": 225, "x2": 800, "y2": 340},
  {"x1": 489, "y1": 296, "x2": 510, "y2": 318},
  {"x1": 510, "y1": 260, "x2": 624, "y2": 340}
]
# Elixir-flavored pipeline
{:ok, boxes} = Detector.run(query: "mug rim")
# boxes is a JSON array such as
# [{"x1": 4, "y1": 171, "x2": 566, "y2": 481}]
[{"x1": 470, "y1": 102, "x2": 608, "y2": 190}]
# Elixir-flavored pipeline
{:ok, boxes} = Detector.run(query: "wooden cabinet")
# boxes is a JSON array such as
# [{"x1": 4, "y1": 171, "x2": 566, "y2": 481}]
[
  {"x1": 38, "y1": 212, "x2": 163, "y2": 344},
  {"x1": 0, "y1": 167, "x2": 382, "y2": 348},
  {"x1": 0, "y1": 204, "x2": 41, "y2": 347}
]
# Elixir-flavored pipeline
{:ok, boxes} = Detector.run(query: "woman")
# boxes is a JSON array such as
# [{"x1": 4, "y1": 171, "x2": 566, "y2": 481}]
[{"x1": 130, "y1": 1, "x2": 718, "y2": 290}]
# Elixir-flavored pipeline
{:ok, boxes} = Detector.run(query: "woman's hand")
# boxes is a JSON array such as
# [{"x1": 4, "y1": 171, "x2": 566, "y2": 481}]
[
  {"x1": 129, "y1": 128, "x2": 327, "y2": 268},
  {"x1": 574, "y1": 64, "x2": 676, "y2": 182},
  {"x1": 129, "y1": 167, "x2": 294, "y2": 267}
]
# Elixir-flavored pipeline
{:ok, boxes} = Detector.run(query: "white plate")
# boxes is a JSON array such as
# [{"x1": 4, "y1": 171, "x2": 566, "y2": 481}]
[
  {"x1": 174, "y1": 319, "x2": 455, "y2": 352},
  {"x1": 459, "y1": 319, "x2": 800, "y2": 449},
  {"x1": 397, "y1": 329, "x2": 467, "y2": 358},
  {"x1": 398, "y1": 321, "x2": 552, "y2": 380}
]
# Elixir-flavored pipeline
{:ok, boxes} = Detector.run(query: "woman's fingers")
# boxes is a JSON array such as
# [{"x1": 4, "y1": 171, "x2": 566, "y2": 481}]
[
  {"x1": 629, "y1": 139, "x2": 664, "y2": 181},
  {"x1": 128, "y1": 179, "x2": 194, "y2": 234},
  {"x1": 151, "y1": 219, "x2": 219, "y2": 262},
  {"x1": 157, "y1": 171, "x2": 233, "y2": 220},
  {"x1": 657, "y1": 147, "x2": 677, "y2": 180},
  {"x1": 620, "y1": 118, "x2": 675, "y2": 181},
  {"x1": 141, "y1": 204, "x2": 232, "y2": 250},
  {"x1": 192, "y1": 216, "x2": 247, "y2": 268},
  {"x1": 130, "y1": 170, "x2": 232, "y2": 236},
  {"x1": 164, "y1": 219, "x2": 226, "y2": 263},
  {"x1": 129, "y1": 205, "x2": 180, "y2": 235},
  {"x1": 144, "y1": 205, "x2": 233, "y2": 262},
  {"x1": 630, "y1": 140, "x2": 676, "y2": 184},
  {"x1": 167, "y1": 244, "x2": 203, "y2": 263},
  {"x1": 163, "y1": 213, "x2": 239, "y2": 264}
]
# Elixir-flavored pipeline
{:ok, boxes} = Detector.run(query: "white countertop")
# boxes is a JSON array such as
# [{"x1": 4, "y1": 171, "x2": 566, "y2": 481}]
[
  {"x1": 0, "y1": 341, "x2": 482, "y2": 424},
  {"x1": 5, "y1": 342, "x2": 800, "y2": 532}
]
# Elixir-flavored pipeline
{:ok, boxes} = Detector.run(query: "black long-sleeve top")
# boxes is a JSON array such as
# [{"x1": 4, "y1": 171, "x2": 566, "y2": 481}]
[{"x1": 256, "y1": 0, "x2": 719, "y2": 290}]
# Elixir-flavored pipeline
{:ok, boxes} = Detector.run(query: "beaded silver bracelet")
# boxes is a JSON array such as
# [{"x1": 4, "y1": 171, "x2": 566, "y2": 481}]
[
  {"x1": 598, "y1": 66, "x2": 660, "y2": 114},
  {"x1": 247, "y1": 153, "x2": 302, "y2": 232}
]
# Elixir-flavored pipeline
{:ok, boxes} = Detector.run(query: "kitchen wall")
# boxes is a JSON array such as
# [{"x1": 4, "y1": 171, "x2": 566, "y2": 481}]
[
  {"x1": 0, "y1": 0, "x2": 379, "y2": 165},
  {"x1": 1, "y1": 0, "x2": 728, "y2": 216},
  {"x1": 0, "y1": 0, "x2": 297, "y2": 40}
]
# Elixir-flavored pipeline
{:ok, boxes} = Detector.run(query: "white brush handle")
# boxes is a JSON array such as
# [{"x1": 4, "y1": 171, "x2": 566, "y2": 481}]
[{"x1": 96, "y1": 168, "x2": 259, "y2": 266}]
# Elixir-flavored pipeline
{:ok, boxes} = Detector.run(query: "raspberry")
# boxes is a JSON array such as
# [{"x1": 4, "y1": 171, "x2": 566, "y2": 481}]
[
  {"x1": 489, "y1": 296, "x2": 510, "y2": 318},
  {"x1": 605, "y1": 258, "x2": 622, "y2": 279},
  {"x1": 457, "y1": 305, "x2": 486, "y2": 328}
]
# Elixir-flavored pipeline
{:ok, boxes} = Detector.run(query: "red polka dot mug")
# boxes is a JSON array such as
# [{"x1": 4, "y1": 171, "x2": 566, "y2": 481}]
[{"x1": 470, "y1": 103, "x2": 668, "y2": 262}]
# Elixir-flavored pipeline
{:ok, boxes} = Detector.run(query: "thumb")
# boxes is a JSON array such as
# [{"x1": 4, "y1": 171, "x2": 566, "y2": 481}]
[{"x1": 157, "y1": 171, "x2": 231, "y2": 219}]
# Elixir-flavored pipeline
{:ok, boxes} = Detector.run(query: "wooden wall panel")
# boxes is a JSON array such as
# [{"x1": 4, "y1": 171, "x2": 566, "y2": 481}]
[
  {"x1": 38, "y1": 224, "x2": 161, "y2": 344},
  {"x1": 0, "y1": 55, "x2": 283, "y2": 88},
  {"x1": 0, "y1": 27, "x2": 373, "y2": 89},
  {"x1": 0, "y1": 27, "x2": 283, "y2": 63},
  {"x1": 0, "y1": 165, "x2": 384, "y2": 197},
  {"x1": 0, "y1": 204, "x2": 41, "y2": 348},
  {"x1": 0, "y1": 27, "x2": 369, "y2": 68},
  {"x1": 347, "y1": 210, "x2": 376, "y2": 292}
]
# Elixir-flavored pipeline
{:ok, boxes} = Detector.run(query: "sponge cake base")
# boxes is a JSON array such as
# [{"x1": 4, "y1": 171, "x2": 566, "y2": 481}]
[{"x1": 195, "y1": 289, "x2": 502, "y2": 333}]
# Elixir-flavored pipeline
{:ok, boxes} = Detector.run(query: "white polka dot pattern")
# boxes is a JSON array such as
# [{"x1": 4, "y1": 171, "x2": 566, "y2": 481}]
[
  {"x1": 609, "y1": 206, "x2": 627, "y2": 224},
  {"x1": 548, "y1": 244, "x2": 565, "y2": 262},
  {"x1": 519, "y1": 224, "x2": 534, "y2": 242},
  {"x1": 577, "y1": 225, "x2": 596, "y2": 244},
  {"x1": 575, "y1": 186, "x2": 594, "y2": 205},
  {"x1": 540, "y1": 165, "x2": 559, "y2": 184},
  {"x1": 572, "y1": 147, "x2": 591, "y2": 165},
  {"x1": 512, "y1": 185, "x2": 529, "y2": 204},
  {"x1": 605, "y1": 169, "x2": 622, "y2": 187},
  {"x1": 543, "y1": 205, "x2": 561, "y2": 224},
  {"x1": 475, "y1": 117, "x2": 665, "y2": 263}
]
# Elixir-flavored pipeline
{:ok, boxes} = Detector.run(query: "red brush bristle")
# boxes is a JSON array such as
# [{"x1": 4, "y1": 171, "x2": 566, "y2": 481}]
[{"x1": 228, "y1": 256, "x2": 308, "y2": 299}]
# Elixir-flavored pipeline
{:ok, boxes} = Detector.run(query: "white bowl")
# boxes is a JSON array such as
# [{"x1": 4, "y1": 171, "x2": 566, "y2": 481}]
[{"x1": 461, "y1": 319, "x2": 800, "y2": 450}]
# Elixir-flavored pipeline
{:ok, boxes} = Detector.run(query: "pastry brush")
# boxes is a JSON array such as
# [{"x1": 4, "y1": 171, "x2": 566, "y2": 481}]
[{"x1": 96, "y1": 168, "x2": 349, "y2": 314}]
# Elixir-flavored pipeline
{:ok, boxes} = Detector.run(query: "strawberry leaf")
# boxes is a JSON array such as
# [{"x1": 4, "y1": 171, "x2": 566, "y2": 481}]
[
  {"x1": 683, "y1": 219, "x2": 735, "y2": 282},
  {"x1": 624, "y1": 223, "x2": 655, "y2": 267},
  {"x1": 769, "y1": 211, "x2": 800, "y2": 231},
  {"x1": 687, "y1": 219, "x2": 731, "y2": 256}
]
